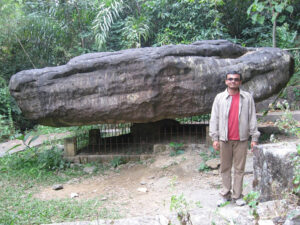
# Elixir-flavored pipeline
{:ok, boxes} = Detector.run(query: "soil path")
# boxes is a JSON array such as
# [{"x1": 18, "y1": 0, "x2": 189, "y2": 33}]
[{"x1": 35, "y1": 145, "x2": 254, "y2": 218}]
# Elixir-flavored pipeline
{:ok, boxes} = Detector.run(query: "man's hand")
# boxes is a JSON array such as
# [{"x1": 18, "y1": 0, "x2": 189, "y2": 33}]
[
  {"x1": 213, "y1": 141, "x2": 220, "y2": 151},
  {"x1": 251, "y1": 141, "x2": 257, "y2": 151}
]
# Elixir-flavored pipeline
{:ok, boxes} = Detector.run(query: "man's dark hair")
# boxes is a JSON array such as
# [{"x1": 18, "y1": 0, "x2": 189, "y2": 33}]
[{"x1": 226, "y1": 71, "x2": 242, "y2": 81}]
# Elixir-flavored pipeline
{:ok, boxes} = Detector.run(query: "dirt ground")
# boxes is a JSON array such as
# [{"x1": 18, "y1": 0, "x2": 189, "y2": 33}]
[{"x1": 34, "y1": 144, "x2": 255, "y2": 218}]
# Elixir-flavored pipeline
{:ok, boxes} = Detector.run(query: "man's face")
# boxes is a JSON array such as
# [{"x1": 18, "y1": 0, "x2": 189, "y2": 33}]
[{"x1": 225, "y1": 74, "x2": 242, "y2": 90}]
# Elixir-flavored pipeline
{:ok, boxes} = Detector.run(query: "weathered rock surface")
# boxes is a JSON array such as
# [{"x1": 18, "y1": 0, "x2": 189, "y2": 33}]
[
  {"x1": 255, "y1": 85, "x2": 300, "y2": 112},
  {"x1": 9, "y1": 40, "x2": 293, "y2": 126},
  {"x1": 253, "y1": 142, "x2": 298, "y2": 202}
]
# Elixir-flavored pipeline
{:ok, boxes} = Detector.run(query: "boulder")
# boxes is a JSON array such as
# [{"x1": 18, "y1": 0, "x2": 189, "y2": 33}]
[
  {"x1": 253, "y1": 142, "x2": 298, "y2": 202},
  {"x1": 9, "y1": 40, "x2": 294, "y2": 127}
]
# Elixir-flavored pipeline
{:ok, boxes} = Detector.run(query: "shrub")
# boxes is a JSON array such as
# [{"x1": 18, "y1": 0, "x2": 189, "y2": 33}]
[
  {"x1": 0, "y1": 114, "x2": 11, "y2": 141},
  {"x1": 37, "y1": 146, "x2": 67, "y2": 171}
]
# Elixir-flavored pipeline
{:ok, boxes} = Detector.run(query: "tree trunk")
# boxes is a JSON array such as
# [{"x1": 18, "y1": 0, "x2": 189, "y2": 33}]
[{"x1": 272, "y1": 19, "x2": 277, "y2": 48}]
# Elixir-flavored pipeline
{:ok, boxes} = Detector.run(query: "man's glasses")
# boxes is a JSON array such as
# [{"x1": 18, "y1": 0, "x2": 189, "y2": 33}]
[{"x1": 227, "y1": 78, "x2": 240, "y2": 82}]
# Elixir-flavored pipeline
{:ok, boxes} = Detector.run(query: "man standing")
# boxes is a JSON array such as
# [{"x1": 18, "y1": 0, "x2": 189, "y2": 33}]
[{"x1": 209, "y1": 71, "x2": 260, "y2": 206}]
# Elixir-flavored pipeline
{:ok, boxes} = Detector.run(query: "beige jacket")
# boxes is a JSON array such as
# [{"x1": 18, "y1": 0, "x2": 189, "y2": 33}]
[{"x1": 209, "y1": 89, "x2": 260, "y2": 142}]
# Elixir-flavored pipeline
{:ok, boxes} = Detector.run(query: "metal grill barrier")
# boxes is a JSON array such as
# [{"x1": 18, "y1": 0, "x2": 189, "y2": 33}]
[{"x1": 76, "y1": 115, "x2": 210, "y2": 155}]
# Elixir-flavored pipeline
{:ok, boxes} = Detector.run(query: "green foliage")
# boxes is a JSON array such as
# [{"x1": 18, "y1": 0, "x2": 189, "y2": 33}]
[
  {"x1": 93, "y1": 0, "x2": 125, "y2": 50},
  {"x1": 176, "y1": 114, "x2": 210, "y2": 124},
  {"x1": 244, "y1": 191, "x2": 260, "y2": 219},
  {"x1": 1, "y1": 145, "x2": 68, "y2": 175},
  {"x1": 293, "y1": 145, "x2": 300, "y2": 194},
  {"x1": 288, "y1": 50, "x2": 300, "y2": 86},
  {"x1": 0, "y1": 161, "x2": 119, "y2": 224},
  {"x1": 170, "y1": 193, "x2": 189, "y2": 213},
  {"x1": 247, "y1": 0, "x2": 294, "y2": 47},
  {"x1": 198, "y1": 162, "x2": 210, "y2": 172},
  {"x1": 121, "y1": 16, "x2": 150, "y2": 48},
  {"x1": 0, "y1": 114, "x2": 11, "y2": 141},
  {"x1": 276, "y1": 23, "x2": 297, "y2": 48},
  {"x1": 198, "y1": 147, "x2": 219, "y2": 172},
  {"x1": 110, "y1": 156, "x2": 126, "y2": 168},
  {"x1": 247, "y1": 0, "x2": 293, "y2": 24},
  {"x1": 274, "y1": 101, "x2": 300, "y2": 138},
  {"x1": 169, "y1": 142, "x2": 185, "y2": 156},
  {"x1": 37, "y1": 146, "x2": 68, "y2": 171}
]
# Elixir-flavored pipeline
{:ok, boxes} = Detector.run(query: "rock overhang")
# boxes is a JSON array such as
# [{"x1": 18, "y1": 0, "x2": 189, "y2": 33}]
[{"x1": 9, "y1": 40, "x2": 294, "y2": 127}]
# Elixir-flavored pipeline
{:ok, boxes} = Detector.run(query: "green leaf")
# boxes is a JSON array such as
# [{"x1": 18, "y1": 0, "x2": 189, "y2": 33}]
[
  {"x1": 277, "y1": 15, "x2": 286, "y2": 23},
  {"x1": 28, "y1": 135, "x2": 39, "y2": 146},
  {"x1": 274, "y1": 3, "x2": 284, "y2": 13},
  {"x1": 247, "y1": 4, "x2": 253, "y2": 15},
  {"x1": 251, "y1": 13, "x2": 258, "y2": 23},
  {"x1": 16, "y1": 134, "x2": 24, "y2": 141},
  {"x1": 8, "y1": 143, "x2": 22, "y2": 151},
  {"x1": 257, "y1": 14, "x2": 265, "y2": 25},
  {"x1": 286, "y1": 5, "x2": 293, "y2": 13},
  {"x1": 256, "y1": 3, "x2": 265, "y2": 12},
  {"x1": 24, "y1": 133, "x2": 31, "y2": 142}
]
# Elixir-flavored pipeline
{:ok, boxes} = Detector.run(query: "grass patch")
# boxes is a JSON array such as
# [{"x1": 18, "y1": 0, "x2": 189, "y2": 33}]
[
  {"x1": 0, "y1": 184, "x2": 116, "y2": 224},
  {"x1": 0, "y1": 146, "x2": 120, "y2": 224}
]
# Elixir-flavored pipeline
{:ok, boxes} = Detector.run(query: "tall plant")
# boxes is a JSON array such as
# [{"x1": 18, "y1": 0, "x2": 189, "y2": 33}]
[
  {"x1": 121, "y1": 16, "x2": 150, "y2": 48},
  {"x1": 0, "y1": 77, "x2": 15, "y2": 139},
  {"x1": 247, "y1": 0, "x2": 294, "y2": 47},
  {"x1": 92, "y1": 0, "x2": 125, "y2": 50}
]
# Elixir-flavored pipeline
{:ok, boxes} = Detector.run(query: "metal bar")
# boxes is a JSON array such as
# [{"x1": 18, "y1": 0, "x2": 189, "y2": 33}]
[
  {"x1": 110, "y1": 124, "x2": 112, "y2": 154},
  {"x1": 170, "y1": 125, "x2": 173, "y2": 142},
  {"x1": 98, "y1": 127, "x2": 102, "y2": 154},
  {"x1": 116, "y1": 124, "x2": 118, "y2": 154},
  {"x1": 104, "y1": 124, "x2": 107, "y2": 154}
]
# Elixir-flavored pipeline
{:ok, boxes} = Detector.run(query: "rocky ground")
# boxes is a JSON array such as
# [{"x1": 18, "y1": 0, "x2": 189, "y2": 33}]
[{"x1": 35, "y1": 144, "x2": 263, "y2": 224}]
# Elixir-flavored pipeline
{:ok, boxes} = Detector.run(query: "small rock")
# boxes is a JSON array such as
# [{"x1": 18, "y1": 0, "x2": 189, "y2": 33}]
[
  {"x1": 258, "y1": 220, "x2": 275, "y2": 225},
  {"x1": 205, "y1": 158, "x2": 220, "y2": 169},
  {"x1": 212, "y1": 170, "x2": 219, "y2": 175},
  {"x1": 83, "y1": 166, "x2": 97, "y2": 174},
  {"x1": 137, "y1": 187, "x2": 148, "y2": 193},
  {"x1": 70, "y1": 192, "x2": 79, "y2": 198},
  {"x1": 67, "y1": 178, "x2": 80, "y2": 184},
  {"x1": 140, "y1": 180, "x2": 147, "y2": 185},
  {"x1": 101, "y1": 197, "x2": 108, "y2": 201},
  {"x1": 157, "y1": 214, "x2": 170, "y2": 225},
  {"x1": 52, "y1": 184, "x2": 63, "y2": 190}
]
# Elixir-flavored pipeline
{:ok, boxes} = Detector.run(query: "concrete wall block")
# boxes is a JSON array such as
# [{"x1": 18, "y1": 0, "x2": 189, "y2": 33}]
[
  {"x1": 64, "y1": 137, "x2": 77, "y2": 157},
  {"x1": 253, "y1": 142, "x2": 298, "y2": 202}
]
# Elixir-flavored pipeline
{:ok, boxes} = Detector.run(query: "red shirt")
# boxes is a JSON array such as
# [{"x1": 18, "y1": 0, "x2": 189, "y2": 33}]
[{"x1": 228, "y1": 93, "x2": 240, "y2": 140}]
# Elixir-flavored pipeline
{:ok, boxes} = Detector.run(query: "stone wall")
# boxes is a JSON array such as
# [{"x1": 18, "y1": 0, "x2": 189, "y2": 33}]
[{"x1": 253, "y1": 142, "x2": 298, "y2": 202}]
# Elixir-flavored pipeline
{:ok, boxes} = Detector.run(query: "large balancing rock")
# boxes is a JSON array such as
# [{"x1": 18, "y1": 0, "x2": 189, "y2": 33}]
[{"x1": 9, "y1": 40, "x2": 293, "y2": 127}]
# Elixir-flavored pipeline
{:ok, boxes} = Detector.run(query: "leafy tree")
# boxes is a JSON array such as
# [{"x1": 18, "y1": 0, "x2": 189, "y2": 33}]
[{"x1": 247, "y1": 0, "x2": 294, "y2": 47}]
